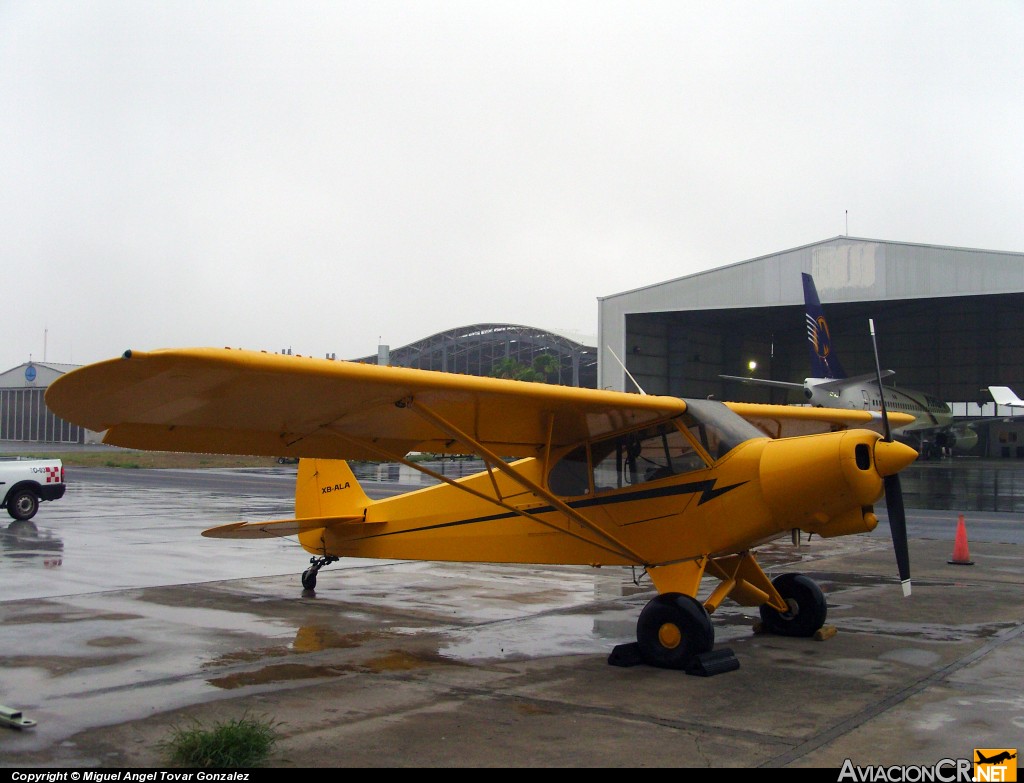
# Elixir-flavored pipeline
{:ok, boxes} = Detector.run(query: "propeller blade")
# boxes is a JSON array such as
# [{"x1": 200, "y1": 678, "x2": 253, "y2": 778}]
[
  {"x1": 884, "y1": 473, "x2": 912, "y2": 596},
  {"x1": 870, "y1": 318, "x2": 911, "y2": 596},
  {"x1": 868, "y1": 318, "x2": 892, "y2": 442}
]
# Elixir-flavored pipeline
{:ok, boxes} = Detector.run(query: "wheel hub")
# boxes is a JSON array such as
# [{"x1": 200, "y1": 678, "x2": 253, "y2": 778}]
[{"x1": 657, "y1": 622, "x2": 682, "y2": 650}]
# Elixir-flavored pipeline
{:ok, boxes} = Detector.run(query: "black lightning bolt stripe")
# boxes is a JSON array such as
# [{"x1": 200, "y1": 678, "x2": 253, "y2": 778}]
[{"x1": 347, "y1": 477, "x2": 747, "y2": 542}]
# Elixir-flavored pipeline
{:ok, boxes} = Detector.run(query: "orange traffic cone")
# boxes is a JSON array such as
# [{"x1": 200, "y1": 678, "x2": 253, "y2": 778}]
[{"x1": 948, "y1": 514, "x2": 974, "y2": 565}]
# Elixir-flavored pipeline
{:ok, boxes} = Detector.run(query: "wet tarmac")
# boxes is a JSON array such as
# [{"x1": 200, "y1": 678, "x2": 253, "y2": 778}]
[{"x1": 1, "y1": 461, "x2": 1023, "y2": 768}]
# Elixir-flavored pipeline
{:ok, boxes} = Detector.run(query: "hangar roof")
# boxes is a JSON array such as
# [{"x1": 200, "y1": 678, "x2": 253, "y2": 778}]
[
  {"x1": 351, "y1": 323, "x2": 598, "y2": 388},
  {"x1": 600, "y1": 236, "x2": 1024, "y2": 313}
]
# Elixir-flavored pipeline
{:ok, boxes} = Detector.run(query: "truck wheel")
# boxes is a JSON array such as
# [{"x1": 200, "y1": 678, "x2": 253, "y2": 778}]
[{"x1": 7, "y1": 489, "x2": 39, "y2": 521}]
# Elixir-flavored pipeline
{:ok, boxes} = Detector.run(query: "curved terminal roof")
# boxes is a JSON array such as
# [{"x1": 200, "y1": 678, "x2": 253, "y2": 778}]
[{"x1": 352, "y1": 323, "x2": 597, "y2": 388}]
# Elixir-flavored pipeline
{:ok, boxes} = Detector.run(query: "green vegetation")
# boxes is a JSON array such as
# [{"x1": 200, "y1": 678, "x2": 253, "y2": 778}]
[
  {"x1": 159, "y1": 714, "x2": 280, "y2": 768},
  {"x1": 490, "y1": 353, "x2": 560, "y2": 383},
  {"x1": 14, "y1": 451, "x2": 278, "y2": 469}
]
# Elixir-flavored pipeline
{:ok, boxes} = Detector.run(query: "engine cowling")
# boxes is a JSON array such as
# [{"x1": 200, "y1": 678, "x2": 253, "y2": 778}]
[{"x1": 934, "y1": 424, "x2": 978, "y2": 454}]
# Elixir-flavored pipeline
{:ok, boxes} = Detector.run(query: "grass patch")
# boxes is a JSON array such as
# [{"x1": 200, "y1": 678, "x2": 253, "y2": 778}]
[
  {"x1": 159, "y1": 714, "x2": 280, "y2": 768},
  {"x1": 15, "y1": 451, "x2": 279, "y2": 469}
]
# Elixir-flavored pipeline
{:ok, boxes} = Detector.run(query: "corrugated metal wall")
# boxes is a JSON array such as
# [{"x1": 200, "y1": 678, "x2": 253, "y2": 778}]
[{"x1": 0, "y1": 388, "x2": 83, "y2": 443}]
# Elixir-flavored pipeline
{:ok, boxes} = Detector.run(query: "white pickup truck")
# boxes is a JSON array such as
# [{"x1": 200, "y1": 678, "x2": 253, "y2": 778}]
[{"x1": 0, "y1": 458, "x2": 67, "y2": 521}]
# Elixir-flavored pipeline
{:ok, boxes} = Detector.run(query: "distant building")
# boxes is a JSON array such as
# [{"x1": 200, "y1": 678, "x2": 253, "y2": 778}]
[
  {"x1": 352, "y1": 323, "x2": 597, "y2": 388},
  {"x1": 597, "y1": 235, "x2": 1024, "y2": 458},
  {"x1": 0, "y1": 362, "x2": 88, "y2": 443}
]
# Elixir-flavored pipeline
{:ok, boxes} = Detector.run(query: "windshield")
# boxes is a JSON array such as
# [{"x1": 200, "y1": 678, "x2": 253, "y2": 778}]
[{"x1": 680, "y1": 398, "x2": 766, "y2": 459}]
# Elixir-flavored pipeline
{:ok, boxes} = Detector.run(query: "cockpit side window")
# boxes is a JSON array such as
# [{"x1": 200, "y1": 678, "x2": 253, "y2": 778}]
[
  {"x1": 592, "y1": 422, "x2": 706, "y2": 491},
  {"x1": 547, "y1": 424, "x2": 707, "y2": 498}
]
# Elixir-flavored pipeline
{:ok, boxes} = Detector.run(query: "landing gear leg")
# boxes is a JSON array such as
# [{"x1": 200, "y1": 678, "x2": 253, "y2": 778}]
[{"x1": 301, "y1": 555, "x2": 338, "y2": 591}]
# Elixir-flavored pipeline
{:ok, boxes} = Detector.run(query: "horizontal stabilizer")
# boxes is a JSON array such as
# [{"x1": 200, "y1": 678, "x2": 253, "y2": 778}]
[
  {"x1": 810, "y1": 370, "x2": 895, "y2": 393},
  {"x1": 202, "y1": 514, "x2": 369, "y2": 540},
  {"x1": 719, "y1": 375, "x2": 805, "y2": 391}
]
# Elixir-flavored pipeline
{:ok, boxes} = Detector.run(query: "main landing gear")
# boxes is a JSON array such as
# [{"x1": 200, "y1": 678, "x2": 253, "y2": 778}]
[
  {"x1": 757, "y1": 573, "x2": 828, "y2": 637},
  {"x1": 636, "y1": 593, "x2": 714, "y2": 670},
  {"x1": 611, "y1": 571, "x2": 828, "y2": 673},
  {"x1": 301, "y1": 555, "x2": 339, "y2": 591}
]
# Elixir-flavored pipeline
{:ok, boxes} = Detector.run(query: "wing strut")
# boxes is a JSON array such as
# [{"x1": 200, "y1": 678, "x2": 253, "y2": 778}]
[
  {"x1": 403, "y1": 397, "x2": 648, "y2": 563},
  {"x1": 321, "y1": 425, "x2": 646, "y2": 564}
]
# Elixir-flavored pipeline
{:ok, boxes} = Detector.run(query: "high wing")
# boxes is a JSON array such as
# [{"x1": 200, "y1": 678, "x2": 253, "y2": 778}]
[
  {"x1": 45, "y1": 347, "x2": 688, "y2": 459},
  {"x1": 45, "y1": 347, "x2": 915, "y2": 460}
]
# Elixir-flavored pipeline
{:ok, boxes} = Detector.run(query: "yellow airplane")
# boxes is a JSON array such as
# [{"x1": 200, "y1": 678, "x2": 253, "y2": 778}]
[{"x1": 45, "y1": 346, "x2": 917, "y2": 671}]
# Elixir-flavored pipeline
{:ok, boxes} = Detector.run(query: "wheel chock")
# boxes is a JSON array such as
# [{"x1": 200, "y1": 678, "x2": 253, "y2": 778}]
[
  {"x1": 607, "y1": 642, "x2": 740, "y2": 675},
  {"x1": 607, "y1": 641, "x2": 645, "y2": 667},
  {"x1": 685, "y1": 648, "x2": 740, "y2": 677},
  {"x1": 814, "y1": 625, "x2": 838, "y2": 641},
  {"x1": 0, "y1": 704, "x2": 36, "y2": 730}
]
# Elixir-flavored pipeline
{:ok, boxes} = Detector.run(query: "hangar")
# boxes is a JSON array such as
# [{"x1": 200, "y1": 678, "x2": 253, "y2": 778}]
[
  {"x1": 598, "y1": 236, "x2": 1024, "y2": 413},
  {"x1": 0, "y1": 361, "x2": 87, "y2": 444},
  {"x1": 353, "y1": 323, "x2": 597, "y2": 388}
]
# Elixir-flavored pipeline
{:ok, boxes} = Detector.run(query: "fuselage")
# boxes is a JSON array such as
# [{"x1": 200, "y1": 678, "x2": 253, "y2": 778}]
[
  {"x1": 300, "y1": 401, "x2": 913, "y2": 570},
  {"x1": 805, "y1": 378, "x2": 952, "y2": 432}
]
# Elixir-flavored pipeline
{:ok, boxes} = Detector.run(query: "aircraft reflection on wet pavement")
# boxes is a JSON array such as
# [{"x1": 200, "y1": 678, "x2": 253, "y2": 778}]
[{"x1": 898, "y1": 459, "x2": 1024, "y2": 513}]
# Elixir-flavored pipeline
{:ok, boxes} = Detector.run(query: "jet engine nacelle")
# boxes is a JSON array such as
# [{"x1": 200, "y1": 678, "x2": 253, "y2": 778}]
[{"x1": 934, "y1": 425, "x2": 979, "y2": 454}]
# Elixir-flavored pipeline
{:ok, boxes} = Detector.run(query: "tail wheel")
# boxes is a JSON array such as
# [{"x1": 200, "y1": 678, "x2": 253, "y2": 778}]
[
  {"x1": 301, "y1": 568, "x2": 317, "y2": 591},
  {"x1": 759, "y1": 573, "x2": 827, "y2": 637},
  {"x1": 301, "y1": 555, "x2": 338, "y2": 591},
  {"x1": 636, "y1": 592, "x2": 714, "y2": 669}
]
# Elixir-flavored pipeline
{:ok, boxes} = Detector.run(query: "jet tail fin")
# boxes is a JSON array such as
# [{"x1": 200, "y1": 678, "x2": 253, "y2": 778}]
[
  {"x1": 803, "y1": 273, "x2": 847, "y2": 379},
  {"x1": 989, "y1": 386, "x2": 1024, "y2": 408}
]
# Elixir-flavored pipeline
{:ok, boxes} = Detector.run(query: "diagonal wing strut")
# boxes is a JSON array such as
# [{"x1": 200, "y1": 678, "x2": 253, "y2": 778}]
[
  {"x1": 318, "y1": 401, "x2": 648, "y2": 564},
  {"x1": 402, "y1": 396, "x2": 648, "y2": 563}
]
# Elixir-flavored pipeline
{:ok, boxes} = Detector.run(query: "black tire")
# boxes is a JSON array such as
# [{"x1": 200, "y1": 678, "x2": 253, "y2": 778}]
[
  {"x1": 759, "y1": 573, "x2": 828, "y2": 637},
  {"x1": 301, "y1": 568, "x2": 317, "y2": 591},
  {"x1": 7, "y1": 489, "x2": 39, "y2": 521},
  {"x1": 636, "y1": 592, "x2": 714, "y2": 669}
]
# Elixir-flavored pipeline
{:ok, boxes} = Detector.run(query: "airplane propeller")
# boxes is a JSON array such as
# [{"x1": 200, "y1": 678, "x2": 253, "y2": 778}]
[{"x1": 869, "y1": 318, "x2": 912, "y2": 597}]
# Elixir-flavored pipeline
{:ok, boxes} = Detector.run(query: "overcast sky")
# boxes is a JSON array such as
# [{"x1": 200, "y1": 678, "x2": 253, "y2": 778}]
[{"x1": 3, "y1": 1, "x2": 1022, "y2": 371}]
